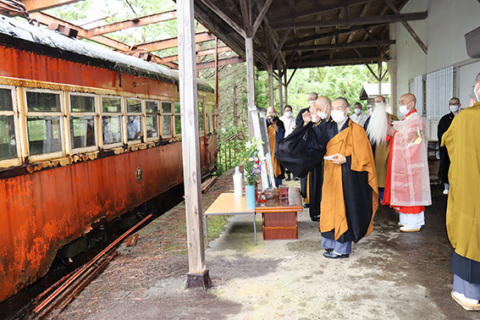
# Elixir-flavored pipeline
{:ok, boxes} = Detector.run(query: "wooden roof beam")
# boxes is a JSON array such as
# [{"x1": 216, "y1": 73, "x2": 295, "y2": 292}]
[
  {"x1": 197, "y1": 0, "x2": 246, "y2": 38},
  {"x1": 383, "y1": 0, "x2": 428, "y2": 54},
  {"x1": 29, "y1": 12, "x2": 131, "y2": 51},
  {"x1": 274, "y1": 0, "x2": 372, "y2": 23},
  {"x1": 159, "y1": 46, "x2": 232, "y2": 63},
  {"x1": 283, "y1": 40, "x2": 395, "y2": 52},
  {"x1": 133, "y1": 32, "x2": 216, "y2": 52},
  {"x1": 289, "y1": 56, "x2": 382, "y2": 68},
  {"x1": 86, "y1": 10, "x2": 177, "y2": 37},
  {"x1": 271, "y1": 12, "x2": 428, "y2": 30},
  {"x1": 197, "y1": 57, "x2": 244, "y2": 70},
  {"x1": 251, "y1": 0, "x2": 273, "y2": 36},
  {"x1": 22, "y1": 0, "x2": 83, "y2": 12}
]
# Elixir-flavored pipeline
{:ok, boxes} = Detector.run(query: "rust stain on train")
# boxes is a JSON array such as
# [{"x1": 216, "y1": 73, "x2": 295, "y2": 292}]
[{"x1": 0, "y1": 143, "x2": 187, "y2": 302}]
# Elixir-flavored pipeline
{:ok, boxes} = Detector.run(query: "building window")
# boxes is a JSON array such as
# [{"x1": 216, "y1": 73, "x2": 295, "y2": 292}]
[
  {"x1": 0, "y1": 88, "x2": 17, "y2": 161},
  {"x1": 161, "y1": 101, "x2": 173, "y2": 137},
  {"x1": 174, "y1": 102, "x2": 181, "y2": 136},
  {"x1": 426, "y1": 66, "x2": 454, "y2": 121},
  {"x1": 146, "y1": 100, "x2": 159, "y2": 139},
  {"x1": 70, "y1": 94, "x2": 96, "y2": 150},
  {"x1": 25, "y1": 91, "x2": 63, "y2": 156},
  {"x1": 126, "y1": 98, "x2": 142, "y2": 142},
  {"x1": 102, "y1": 97, "x2": 122, "y2": 145}
]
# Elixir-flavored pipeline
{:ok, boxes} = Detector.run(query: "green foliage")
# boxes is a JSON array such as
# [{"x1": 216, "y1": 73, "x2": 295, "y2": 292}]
[{"x1": 215, "y1": 124, "x2": 247, "y2": 176}]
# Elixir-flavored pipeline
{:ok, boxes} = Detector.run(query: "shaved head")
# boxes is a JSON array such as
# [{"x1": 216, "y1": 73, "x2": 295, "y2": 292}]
[
  {"x1": 374, "y1": 95, "x2": 386, "y2": 104},
  {"x1": 333, "y1": 97, "x2": 349, "y2": 109},
  {"x1": 400, "y1": 93, "x2": 416, "y2": 104}
]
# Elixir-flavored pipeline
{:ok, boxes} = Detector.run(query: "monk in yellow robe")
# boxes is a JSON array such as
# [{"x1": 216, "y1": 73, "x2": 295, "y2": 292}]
[
  {"x1": 266, "y1": 106, "x2": 285, "y2": 187},
  {"x1": 305, "y1": 97, "x2": 378, "y2": 259},
  {"x1": 441, "y1": 73, "x2": 480, "y2": 311}
]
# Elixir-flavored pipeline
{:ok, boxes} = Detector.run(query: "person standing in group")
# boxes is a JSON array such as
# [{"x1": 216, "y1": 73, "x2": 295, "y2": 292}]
[
  {"x1": 296, "y1": 92, "x2": 318, "y2": 208},
  {"x1": 383, "y1": 93, "x2": 431, "y2": 232},
  {"x1": 266, "y1": 106, "x2": 285, "y2": 187},
  {"x1": 442, "y1": 73, "x2": 480, "y2": 311},
  {"x1": 280, "y1": 105, "x2": 296, "y2": 181},
  {"x1": 304, "y1": 97, "x2": 378, "y2": 259},
  {"x1": 351, "y1": 102, "x2": 368, "y2": 127},
  {"x1": 364, "y1": 95, "x2": 398, "y2": 201},
  {"x1": 305, "y1": 96, "x2": 331, "y2": 222},
  {"x1": 437, "y1": 97, "x2": 461, "y2": 195}
]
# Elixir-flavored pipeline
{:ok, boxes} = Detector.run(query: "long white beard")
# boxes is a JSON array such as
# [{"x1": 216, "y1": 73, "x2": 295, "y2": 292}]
[{"x1": 366, "y1": 102, "x2": 388, "y2": 145}]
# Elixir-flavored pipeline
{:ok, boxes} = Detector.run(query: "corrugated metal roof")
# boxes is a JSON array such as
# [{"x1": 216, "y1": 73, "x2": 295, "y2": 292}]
[{"x1": 0, "y1": 16, "x2": 214, "y2": 93}]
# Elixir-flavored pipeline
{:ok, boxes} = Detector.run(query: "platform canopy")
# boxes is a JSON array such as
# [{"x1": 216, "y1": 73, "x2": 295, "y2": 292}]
[{"x1": 192, "y1": 0, "x2": 427, "y2": 71}]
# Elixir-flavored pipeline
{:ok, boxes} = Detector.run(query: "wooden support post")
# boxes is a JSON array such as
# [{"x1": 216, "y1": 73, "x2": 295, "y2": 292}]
[
  {"x1": 268, "y1": 63, "x2": 274, "y2": 107},
  {"x1": 284, "y1": 69, "x2": 288, "y2": 108},
  {"x1": 277, "y1": 60, "x2": 283, "y2": 112},
  {"x1": 246, "y1": 36, "x2": 256, "y2": 138},
  {"x1": 378, "y1": 60, "x2": 382, "y2": 96},
  {"x1": 214, "y1": 36, "x2": 219, "y2": 118},
  {"x1": 177, "y1": 0, "x2": 211, "y2": 290}
]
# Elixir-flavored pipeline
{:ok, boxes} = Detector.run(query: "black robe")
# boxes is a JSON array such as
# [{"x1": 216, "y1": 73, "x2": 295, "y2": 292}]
[
  {"x1": 295, "y1": 107, "x2": 311, "y2": 198},
  {"x1": 313, "y1": 118, "x2": 374, "y2": 243},
  {"x1": 437, "y1": 112, "x2": 455, "y2": 184}
]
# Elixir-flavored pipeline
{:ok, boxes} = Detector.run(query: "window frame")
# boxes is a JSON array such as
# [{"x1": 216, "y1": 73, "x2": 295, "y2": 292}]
[
  {"x1": 24, "y1": 88, "x2": 65, "y2": 161},
  {"x1": 145, "y1": 99, "x2": 160, "y2": 141},
  {"x1": 125, "y1": 97, "x2": 144, "y2": 144},
  {"x1": 160, "y1": 101, "x2": 173, "y2": 138},
  {"x1": 198, "y1": 97, "x2": 205, "y2": 137},
  {"x1": 174, "y1": 101, "x2": 182, "y2": 138},
  {"x1": 0, "y1": 85, "x2": 21, "y2": 167},
  {"x1": 100, "y1": 95, "x2": 124, "y2": 149},
  {"x1": 68, "y1": 92, "x2": 98, "y2": 154}
]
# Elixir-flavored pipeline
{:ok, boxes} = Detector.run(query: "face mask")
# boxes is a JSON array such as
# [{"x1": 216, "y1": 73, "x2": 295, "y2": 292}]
[
  {"x1": 311, "y1": 114, "x2": 319, "y2": 123},
  {"x1": 354, "y1": 108, "x2": 361, "y2": 115},
  {"x1": 398, "y1": 103, "x2": 410, "y2": 115},
  {"x1": 331, "y1": 110, "x2": 346, "y2": 123},
  {"x1": 308, "y1": 100, "x2": 315, "y2": 106},
  {"x1": 285, "y1": 111, "x2": 292, "y2": 117},
  {"x1": 318, "y1": 111, "x2": 327, "y2": 119},
  {"x1": 449, "y1": 105, "x2": 459, "y2": 113}
]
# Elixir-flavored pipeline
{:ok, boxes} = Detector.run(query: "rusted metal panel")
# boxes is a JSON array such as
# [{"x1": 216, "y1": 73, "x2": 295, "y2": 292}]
[
  {"x1": 0, "y1": 46, "x2": 177, "y2": 98},
  {"x1": 0, "y1": 143, "x2": 185, "y2": 302},
  {"x1": 22, "y1": 0, "x2": 83, "y2": 12}
]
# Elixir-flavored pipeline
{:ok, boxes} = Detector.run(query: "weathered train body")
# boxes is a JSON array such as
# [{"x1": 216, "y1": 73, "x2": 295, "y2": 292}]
[{"x1": 0, "y1": 16, "x2": 216, "y2": 302}]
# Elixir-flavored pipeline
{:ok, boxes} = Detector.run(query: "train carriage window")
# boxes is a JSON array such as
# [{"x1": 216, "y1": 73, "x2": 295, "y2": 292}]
[
  {"x1": 0, "y1": 88, "x2": 17, "y2": 161},
  {"x1": 198, "y1": 101, "x2": 204, "y2": 135},
  {"x1": 161, "y1": 101, "x2": 172, "y2": 137},
  {"x1": 146, "y1": 100, "x2": 159, "y2": 139},
  {"x1": 126, "y1": 99, "x2": 143, "y2": 142},
  {"x1": 26, "y1": 91, "x2": 63, "y2": 156},
  {"x1": 206, "y1": 104, "x2": 214, "y2": 134},
  {"x1": 174, "y1": 102, "x2": 181, "y2": 136},
  {"x1": 102, "y1": 97, "x2": 122, "y2": 145},
  {"x1": 70, "y1": 94, "x2": 96, "y2": 150}
]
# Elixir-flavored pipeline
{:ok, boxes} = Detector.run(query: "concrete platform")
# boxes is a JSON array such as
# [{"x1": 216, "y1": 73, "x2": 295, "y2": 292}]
[{"x1": 55, "y1": 172, "x2": 480, "y2": 320}]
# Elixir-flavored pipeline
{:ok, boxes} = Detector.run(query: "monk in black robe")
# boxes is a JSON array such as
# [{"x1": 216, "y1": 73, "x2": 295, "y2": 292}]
[
  {"x1": 279, "y1": 97, "x2": 378, "y2": 259},
  {"x1": 437, "y1": 97, "x2": 461, "y2": 195}
]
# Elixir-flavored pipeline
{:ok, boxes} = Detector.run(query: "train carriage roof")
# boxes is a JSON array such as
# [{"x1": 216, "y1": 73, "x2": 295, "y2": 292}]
[{"x1": 0, "y1": 16, "x2": 214, "y2": 93}]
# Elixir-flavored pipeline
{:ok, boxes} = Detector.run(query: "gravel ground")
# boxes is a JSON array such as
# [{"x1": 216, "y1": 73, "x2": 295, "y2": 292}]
[{"x1": 52, "y1": 173, "x2": 480, "y2": 320}]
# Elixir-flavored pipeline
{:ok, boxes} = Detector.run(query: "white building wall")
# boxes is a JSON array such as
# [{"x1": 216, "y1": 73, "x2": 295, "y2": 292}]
[{"x1": 394, "y1": 0, "x2": 480, "y2": 140}]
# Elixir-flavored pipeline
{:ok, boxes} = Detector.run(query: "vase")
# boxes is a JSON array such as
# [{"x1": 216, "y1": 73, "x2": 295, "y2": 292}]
[{"x1": 245, "y1": 184, "x2": 256, "y2": 210}]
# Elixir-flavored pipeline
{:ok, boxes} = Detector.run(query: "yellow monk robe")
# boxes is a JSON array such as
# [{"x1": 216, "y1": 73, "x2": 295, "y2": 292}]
[
  {"x1": 442, "y1": 102, "x2": 480, "y2": 262},
  {"x1": 268, "y1": 124, "x2": 282, "y2": 178},
  {"x1": 321, "y1": 120, "x2": 379, "y2": 241}
]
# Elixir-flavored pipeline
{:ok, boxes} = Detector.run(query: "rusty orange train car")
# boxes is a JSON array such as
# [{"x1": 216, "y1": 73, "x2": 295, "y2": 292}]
[{"x1": 0, "y1": 16, "x2": 217, "y2": 302}]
